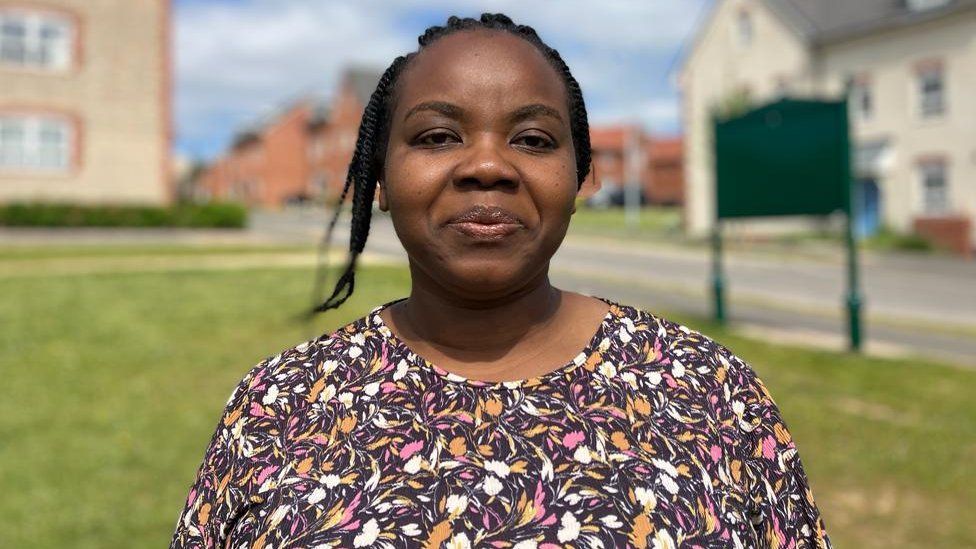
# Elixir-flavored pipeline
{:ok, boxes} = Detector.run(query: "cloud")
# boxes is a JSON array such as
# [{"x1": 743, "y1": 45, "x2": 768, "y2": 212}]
[{"x1": 174, "y1": 0, "x2": 707, "y2": 158}]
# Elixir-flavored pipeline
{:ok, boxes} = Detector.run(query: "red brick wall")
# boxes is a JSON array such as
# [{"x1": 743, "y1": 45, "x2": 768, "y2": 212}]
[
  {"x1": 913, "y1": 216, "x2": 973, "y2": 258},
  {"x1": 308, "y1": 85, "x2": 365, "y2": 203}
]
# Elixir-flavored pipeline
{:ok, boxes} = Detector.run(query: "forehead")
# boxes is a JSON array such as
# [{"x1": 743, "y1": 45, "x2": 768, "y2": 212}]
[{"x1": 393, "y1": 29, "x2": 568, "y2": 117}]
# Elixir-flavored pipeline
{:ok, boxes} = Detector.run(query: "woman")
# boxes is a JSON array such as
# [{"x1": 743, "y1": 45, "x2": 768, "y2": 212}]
[{"x1": 171, "y1": 13, "x2": 831, "y2": 549}]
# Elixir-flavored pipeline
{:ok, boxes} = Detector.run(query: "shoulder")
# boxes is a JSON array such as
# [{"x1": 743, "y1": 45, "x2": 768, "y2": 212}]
[
  {"x1": 223, "y1": 307, "x2": 387, "y2": 416},
  {"x1": 603, "y1": 297, "x2": 759, "y2": 395}
]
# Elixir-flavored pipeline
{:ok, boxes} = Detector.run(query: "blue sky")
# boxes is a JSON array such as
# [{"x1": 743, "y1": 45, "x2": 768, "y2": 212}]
[{"x1": 173, "y1": 0, "x2": 711, "y2": 161}]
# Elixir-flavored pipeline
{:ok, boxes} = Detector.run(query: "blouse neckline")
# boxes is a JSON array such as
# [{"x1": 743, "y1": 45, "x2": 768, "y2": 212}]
[{"x1": 367, "y1": 295, "x2": 622, "y2": 391}]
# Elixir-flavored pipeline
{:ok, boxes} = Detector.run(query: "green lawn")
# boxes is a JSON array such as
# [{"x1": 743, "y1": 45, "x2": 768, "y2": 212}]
[
  {"x1": 567, "y1": 205, "x2": 687, "y2": 242},
  {"x1": 1, "y1": 246, "x2": 973, "y2": 548}
]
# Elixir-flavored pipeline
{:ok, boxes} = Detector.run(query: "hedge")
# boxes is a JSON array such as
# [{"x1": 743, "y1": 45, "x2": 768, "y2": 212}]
[{"x1": 0, "y1": 202, "x2": 247, "y2": 229}]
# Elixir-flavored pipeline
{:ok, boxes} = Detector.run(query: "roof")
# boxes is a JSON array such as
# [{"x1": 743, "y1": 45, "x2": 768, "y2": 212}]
[
  {"x1": 763, "y1": 0, "x2": 976, "y2": 44},
  {"x1": 342, "y1": 67, "x2": 383, "y2": 106}
]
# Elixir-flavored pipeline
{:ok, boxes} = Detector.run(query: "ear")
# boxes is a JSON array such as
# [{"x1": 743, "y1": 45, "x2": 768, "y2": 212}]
[{"x1": 377, "y1": 179, "x2": 389, "y2": 212}]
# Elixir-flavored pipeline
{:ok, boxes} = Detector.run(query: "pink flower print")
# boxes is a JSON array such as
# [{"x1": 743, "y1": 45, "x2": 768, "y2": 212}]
[{"x1": 562, "y1": 430, "x2": 585, "y2": 449}]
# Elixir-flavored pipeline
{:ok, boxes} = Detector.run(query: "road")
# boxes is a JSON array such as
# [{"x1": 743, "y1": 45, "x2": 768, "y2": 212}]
[
  {"x1": 258, "y1": 208, "x2": 976, "y2": 367},
  {"x1": 3, "y1": 208, "x2": 973, "y2": 366}
]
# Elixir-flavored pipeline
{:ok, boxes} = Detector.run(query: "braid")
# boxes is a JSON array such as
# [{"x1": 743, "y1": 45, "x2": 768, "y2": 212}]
[
  {"x1": 310, "y1": 57, "x2": 407, "y2": 313},
  {"x1": 311, "y1": 12, "x2": 592, "y2": 313}
]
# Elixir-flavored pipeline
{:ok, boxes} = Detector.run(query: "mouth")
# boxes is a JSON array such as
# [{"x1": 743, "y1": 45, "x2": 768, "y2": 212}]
[{"x1": 446, "y1": 204, "x2": 524, "y2": 241}]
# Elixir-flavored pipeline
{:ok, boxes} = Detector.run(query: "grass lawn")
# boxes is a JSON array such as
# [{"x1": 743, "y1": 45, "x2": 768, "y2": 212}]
[
  {"x1": 1, "y1": 247, "x2": 973, "y2": 548},
  {"x1": 567, "y1": 206, "x2": 687, "y2": 242}
]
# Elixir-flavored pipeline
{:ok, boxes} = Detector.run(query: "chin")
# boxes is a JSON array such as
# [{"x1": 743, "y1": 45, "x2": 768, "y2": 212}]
[{"x1": 437, "y1": 257, "x2": 539, "y2": 298}]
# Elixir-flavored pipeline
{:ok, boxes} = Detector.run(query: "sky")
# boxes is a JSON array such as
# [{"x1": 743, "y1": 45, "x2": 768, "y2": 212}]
[{"x1": 173, "y1": 0, "x2": 712, "y2": 161}]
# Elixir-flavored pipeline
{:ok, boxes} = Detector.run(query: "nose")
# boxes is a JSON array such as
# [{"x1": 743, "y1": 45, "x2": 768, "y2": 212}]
[{"x1": 453, "y1": 134, "x2": 519, "y2": 190}]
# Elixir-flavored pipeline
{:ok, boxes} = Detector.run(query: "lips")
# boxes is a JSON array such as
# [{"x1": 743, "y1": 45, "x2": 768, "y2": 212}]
[{"x1": 446, "y1": 204, "x2": 523, "y2": 240}]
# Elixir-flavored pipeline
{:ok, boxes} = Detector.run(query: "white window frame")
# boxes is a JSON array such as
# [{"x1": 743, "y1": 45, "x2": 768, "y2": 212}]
[
  {"x1": 916, "y1": 64, "x2": 946, "y2": 119},
  {"x1": 0, "y1": 114, "x2": 73, "y2": 172},
  {"x1": 0, "y1": 8, "x2": 73, "y2": 71},
  {"x1": 847, "y1": 77, "x2": 873, "y2": 122},
  {"x1": 917, "y1": 160, "x2": 949, "y2": 215}
]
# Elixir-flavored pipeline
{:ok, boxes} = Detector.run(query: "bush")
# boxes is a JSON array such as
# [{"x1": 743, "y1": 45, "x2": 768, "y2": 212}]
[
  {"x1": 0, "y1": 202, "x2": 247, "y2": 228},
  {"x1": 863, "y1": 225, "x2": 934, "y2": 252}
]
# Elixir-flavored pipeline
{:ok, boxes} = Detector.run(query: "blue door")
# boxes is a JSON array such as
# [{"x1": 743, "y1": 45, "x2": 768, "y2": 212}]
[{"x1": 854, "y1": 178, "x2": 881, "y2": 239}]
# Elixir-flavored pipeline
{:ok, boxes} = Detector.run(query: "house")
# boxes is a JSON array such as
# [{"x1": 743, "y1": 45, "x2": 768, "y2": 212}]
[
  {"x1": 199, "y1": 68, "x2": 380, "y2": 208},
  {"x1": 679, "y1": 0, "x2": 976, "y2": 255},
  {"x1": 0, "y1": 0, "x2": 172, "y2": 205},
  {"x1": 586, "y1": 125, "x2": 684, "y2": 206}
]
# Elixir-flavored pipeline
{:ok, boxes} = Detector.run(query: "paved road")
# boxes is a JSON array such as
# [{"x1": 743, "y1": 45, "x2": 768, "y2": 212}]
[
  {"x1": 3, "y1": 208, "x2": 973, "y2": 366},
  {"x1": 264, "y1": 209, "x2": 975, "y2": 367}
]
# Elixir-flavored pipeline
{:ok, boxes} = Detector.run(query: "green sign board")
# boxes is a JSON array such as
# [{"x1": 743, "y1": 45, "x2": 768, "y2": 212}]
[{"x1": 714, "y1": 99, "x2": 850, "y2": 219}]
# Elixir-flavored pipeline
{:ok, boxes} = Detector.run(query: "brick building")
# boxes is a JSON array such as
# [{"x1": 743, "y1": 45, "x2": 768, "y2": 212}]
[
  {"x1": 199, "y1": 68, "x2": 379, "y2": 207},
  {"x1": 587, "y1": 125, "x2": 684, "y2": 206},
  {"x1": 0, "y1": 0, "x2": 172, "y2": 205}
]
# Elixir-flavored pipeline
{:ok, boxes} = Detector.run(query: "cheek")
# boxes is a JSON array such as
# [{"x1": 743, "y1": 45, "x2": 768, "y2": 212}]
[{"x1": 383, "y1": 153, "x2": 448, "y2": 220}]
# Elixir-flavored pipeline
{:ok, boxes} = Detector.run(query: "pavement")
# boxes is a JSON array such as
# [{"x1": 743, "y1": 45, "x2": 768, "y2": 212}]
[{"x1": 3, "y1": 207, "x2": 974, "y2": 367}]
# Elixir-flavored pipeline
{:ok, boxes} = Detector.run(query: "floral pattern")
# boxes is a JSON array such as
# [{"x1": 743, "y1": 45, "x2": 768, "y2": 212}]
[{"x1": 170, "y1": 296, "x2": 831, "y2": 548}]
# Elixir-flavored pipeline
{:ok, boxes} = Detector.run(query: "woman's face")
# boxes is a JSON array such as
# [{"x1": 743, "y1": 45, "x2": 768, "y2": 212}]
[{"x1": 379, "y1": 29, "x2": 578, "y2": 299}]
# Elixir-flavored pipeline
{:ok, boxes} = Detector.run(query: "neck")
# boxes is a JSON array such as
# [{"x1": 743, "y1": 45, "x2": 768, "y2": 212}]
[{"x1": 398, "y1": 263, "x2": 561, "y2": 354}]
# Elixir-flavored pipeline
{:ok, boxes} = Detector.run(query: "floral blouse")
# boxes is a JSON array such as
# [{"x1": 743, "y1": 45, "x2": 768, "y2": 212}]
[{"x1": 170, "y1": 296, "x2": 831, "y2": 548}]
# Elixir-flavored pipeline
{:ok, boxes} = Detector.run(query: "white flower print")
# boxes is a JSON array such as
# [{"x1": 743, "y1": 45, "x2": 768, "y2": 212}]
[
  {"x1": 319, "y1": 384, "x2": 336, "y2": 403},
  {"x1": 635, "y1": 486, "x2": 657, "y2": 509},
  {"x1": 393, "y1": 359, "x2": 409, "y2": 381},
  {"x1": 512, "y1": 540, "x2": 538, "y2": 549},
  {"x1": 318, "y1": 474, "x2": 340, "y2": 488},
  {"x1": 646, "y1": 371, "x2": 663, "y2": 386},
  {"x1": 261, "y1": 384, "x2": 279, "y2": 405},
  {"x1": 363, "y1": 381, "x2": 380, "y2": 396},
  {"x1": 672, "y1": 359, "x2": 685, "y2": 378},
  {"x1": 557, "y1": 511, "x2": 581, "y2": 542},
  {"x1": 599, "y1": 362, "x2": 618, "y2": 379},
  {"x1": 348, "y1": 346, "x2": 362, "y2": 359},
  {"x1": 338, "y1": 392, "x2": 354, "y2": 408},
  {"x1": 652, "y1": 529, "x2": 676, "y2": 549},
  {"x1": 618, "y1": 326, "x2": 633, "y2": 343},
  {"x1": 307, "y1": 488, "x2": 327, "y2": 505},
  {"x1": 404, "y1": 455, "x2": 422, "y2": 474},
  {"x1": 445, "y1": 533, "x2": 471, "y2": 549},
  {"x1": 484, "y1": 460, "x2": 510, "y2": 478},
  {"x1": 620, "y1": 371, "x2": 638, "y2": 389},
  {"x1": 483, "y1": 475, "x2": 503, "y2": 496},
  {"x1": 401, "y1": 523, "x2": 421, "y2": 536},
  {"x1": 353, "y1": 517, "x2": 379, "y2": 547},
  {"x1": 573, "y1": 445, "x2": 592, "y2": 464},
  {"x1": 601, "y1": 514, "x2": 624, "y2": 528},
  {"x1": 446, "y1": 494, "x2": 468, "y2": 516}
]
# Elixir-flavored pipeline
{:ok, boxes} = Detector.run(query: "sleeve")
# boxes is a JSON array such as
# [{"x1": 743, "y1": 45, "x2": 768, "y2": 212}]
[
  {"x1": 719, "y1": 346, "x2": 832, "y2": 549},
  {"x1": 169, "y1": 361, "x2": 267, "y2": 549}
]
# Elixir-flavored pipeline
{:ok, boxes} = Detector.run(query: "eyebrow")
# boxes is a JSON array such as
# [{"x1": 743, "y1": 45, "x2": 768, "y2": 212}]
[{"x1": 402, "y1": 101, "x2": 565, "y2": 125}]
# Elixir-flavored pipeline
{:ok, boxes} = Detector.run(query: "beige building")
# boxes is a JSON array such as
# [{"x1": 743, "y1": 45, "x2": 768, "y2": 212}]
[
  {"x1": 0, "y1": 0, "x2": 172, "y2": 205},
  {"x1": 679, "y1": 0, "x2": 976, "y2": 253}
]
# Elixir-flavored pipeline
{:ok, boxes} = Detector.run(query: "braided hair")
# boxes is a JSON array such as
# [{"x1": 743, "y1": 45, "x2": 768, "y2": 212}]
[{"x1": 310, "y1": 12, "x2": 591, "y2": 313}]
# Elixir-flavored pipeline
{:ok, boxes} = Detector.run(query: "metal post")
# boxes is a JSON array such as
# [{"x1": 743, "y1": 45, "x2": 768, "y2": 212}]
[
  {"x1": 712, "y1": 221, "x2": 726, "y2": 325},
  {"x1": 845, "y1": 194, "x2": 863, "y2": 351}
]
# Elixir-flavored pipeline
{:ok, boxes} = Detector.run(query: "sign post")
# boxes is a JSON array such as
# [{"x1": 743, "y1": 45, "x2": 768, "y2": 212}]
[{"x1": 712, "y1": 98, "x2": 863, "y2": 350}]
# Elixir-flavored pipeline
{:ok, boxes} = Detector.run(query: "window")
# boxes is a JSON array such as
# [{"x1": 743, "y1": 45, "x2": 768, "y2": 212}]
[
  {"x1": 0, "y1": 115, "x2": 73, "y2": 171},
  {"x1": 735, "y1": 10, "x2": 753, "y2": 47},
  {"x1": 916, "y1": 63, "x2": 945, "y2": 118},
  {"x1": 918, "y1": 160, "x2": 949, "y2": 215},
  {"x1": 0, "y1": 9, "x2": 73, "y2": 70},
  {"x1": 845, "y1": 75, "x2": 873, "y2": 121}
]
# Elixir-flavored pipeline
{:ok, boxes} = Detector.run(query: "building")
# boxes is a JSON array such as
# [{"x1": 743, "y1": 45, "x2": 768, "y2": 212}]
[
  {"x1": 0, "y1": 0, "x2": 172, "y2": 205},
  {"x1": 679, "y1": 0, "x2": 976, "y2": 255},
  {"x1": 586, "y1": 125, "x2": 684, "y2": 207},
  {"x1": 199, "y1": 68, "x2": 379, "y2": 208}
]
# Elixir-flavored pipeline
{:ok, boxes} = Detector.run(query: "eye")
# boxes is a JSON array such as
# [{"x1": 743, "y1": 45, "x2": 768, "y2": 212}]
[
  {"x1": 513, "y1": 132, "x2": 556, "y2": 150},
  {"x1": 415, "y1": 130, "x2": 460, "y2": 147}
]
